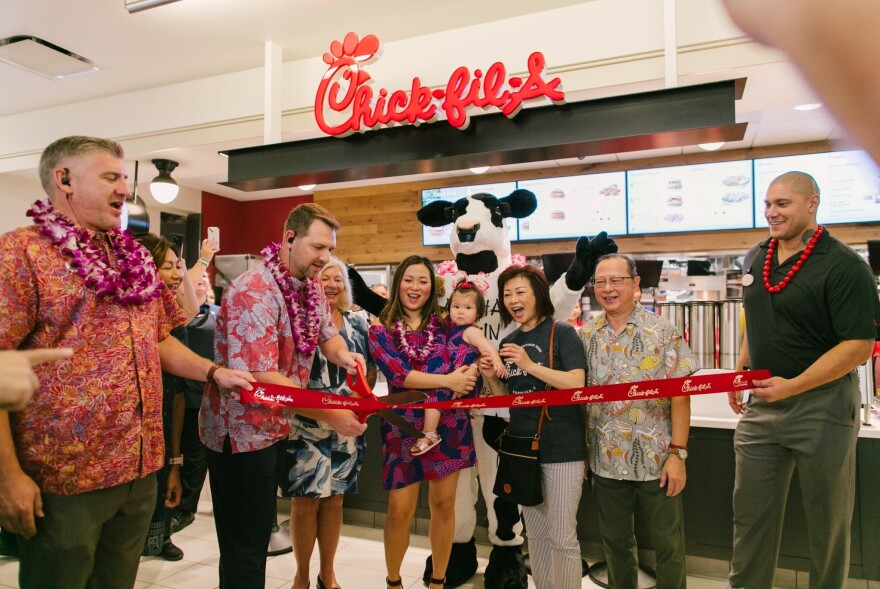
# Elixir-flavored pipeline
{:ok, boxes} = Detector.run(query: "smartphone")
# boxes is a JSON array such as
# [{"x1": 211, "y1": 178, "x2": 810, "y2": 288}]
[
  {"x1": 207, "y1": 226, "x2": 220, "y2": 250},
  {"x1": 167, "y1": 233, "x2": 184, "y2": 255}
]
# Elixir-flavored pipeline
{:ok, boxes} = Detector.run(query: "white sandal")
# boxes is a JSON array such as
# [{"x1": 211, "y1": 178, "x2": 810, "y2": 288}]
[{"x1": 411, "y1": 431, "x2": 441, "y2": 456}]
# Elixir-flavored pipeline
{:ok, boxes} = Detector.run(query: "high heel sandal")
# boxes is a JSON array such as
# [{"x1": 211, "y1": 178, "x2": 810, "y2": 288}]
[
  {"x1": 428, "y1": 576, "x2": 446, "y2": 588},
  {"x1": 386, "y1": 577, "x2": 403, "y2": 588}
]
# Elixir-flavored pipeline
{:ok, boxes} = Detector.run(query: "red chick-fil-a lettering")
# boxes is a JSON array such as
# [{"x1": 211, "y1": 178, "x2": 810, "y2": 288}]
[{"x1": 315, "y1": 33, "x2": 565, "y2": 137}]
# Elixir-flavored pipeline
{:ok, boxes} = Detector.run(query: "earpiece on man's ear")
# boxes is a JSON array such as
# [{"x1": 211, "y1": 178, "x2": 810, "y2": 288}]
[
  {"x1": 288, "y1": 234, "x2": 295, "y2": 244},
  {"x1": 61, "y1": 168, "x2": 71, "y2": 186}
]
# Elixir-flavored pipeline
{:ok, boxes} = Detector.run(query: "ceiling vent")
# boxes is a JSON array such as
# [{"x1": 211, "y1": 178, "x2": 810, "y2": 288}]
[{"x1": 0, "y1": 36, "x2": 98, "y2": 80}]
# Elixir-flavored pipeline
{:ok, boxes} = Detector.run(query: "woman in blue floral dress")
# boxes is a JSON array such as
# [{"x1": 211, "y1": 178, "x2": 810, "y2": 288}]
[
  {"x1": 279, "y1": 257, "x2": 375, "y2": 589},
  {"x1": 368, "y1": 255, "x2": 478, "y2": 589}
]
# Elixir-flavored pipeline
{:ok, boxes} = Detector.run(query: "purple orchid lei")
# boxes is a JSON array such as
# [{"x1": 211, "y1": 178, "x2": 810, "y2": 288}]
[
  {"x1": 393, "y1": 313, "x2": 441, "y2": 365},
  {"x1": 261, "y1": 242, "x2": 323, "y2": 356},
  {"x1": 27, "y1": 199, "x2": 162, "y2": 306}
]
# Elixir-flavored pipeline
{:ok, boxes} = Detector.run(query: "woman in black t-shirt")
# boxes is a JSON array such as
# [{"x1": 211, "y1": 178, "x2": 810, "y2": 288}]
[{"x1": 480, "y1": 264, "x2": 587, "y2": 589}]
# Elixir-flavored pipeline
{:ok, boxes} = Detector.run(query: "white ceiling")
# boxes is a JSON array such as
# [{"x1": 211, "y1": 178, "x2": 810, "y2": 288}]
[{"x1": 0, "y1": 0, "x2": 849, "y2": 203}]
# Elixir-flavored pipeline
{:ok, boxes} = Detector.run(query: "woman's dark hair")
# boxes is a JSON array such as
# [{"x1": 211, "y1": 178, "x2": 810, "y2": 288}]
[
  {"x1": 497, "y1": 264, "x2": 555, "y2": 328},
  {"x1": 136, "y1": 232, "x2": 179, "y2": 268},
  {"x1": 379, "y1": 255, "x2": 445, "y2": 330},
  {"x1": 447, "y1": 283, "x2": 487, "y2": 322}
]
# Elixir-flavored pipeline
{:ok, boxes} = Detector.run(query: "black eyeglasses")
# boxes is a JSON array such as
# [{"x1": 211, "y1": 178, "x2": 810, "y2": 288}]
[{"x1": 591, "y1": 276, "x2": 633, "y2": 289}]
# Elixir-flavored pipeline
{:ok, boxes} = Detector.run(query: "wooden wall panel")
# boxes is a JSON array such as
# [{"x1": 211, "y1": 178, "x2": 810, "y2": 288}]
[{"x1": 316, "y1": 141, "x2": 880, "y2": 265}]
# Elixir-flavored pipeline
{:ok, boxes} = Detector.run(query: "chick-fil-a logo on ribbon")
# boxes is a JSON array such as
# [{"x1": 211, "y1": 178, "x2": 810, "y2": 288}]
[
  {"x1": 315, "y1": 32, "x2": 566, "y2": 137},
  {"x1": 253, "y1": 387, "x2": 296, "y2": 404}
]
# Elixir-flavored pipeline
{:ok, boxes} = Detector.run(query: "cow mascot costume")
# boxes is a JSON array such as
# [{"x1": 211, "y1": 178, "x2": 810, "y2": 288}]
[{"x1": 351, "y1": 189, "x2": 616, "y2": 589}]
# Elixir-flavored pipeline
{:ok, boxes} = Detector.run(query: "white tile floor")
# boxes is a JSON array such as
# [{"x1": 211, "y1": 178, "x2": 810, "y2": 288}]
[
  {"x1": 3, "y1": 498, "x2": 878, "y2": 589},
  {"x1": 0, "y1": 504, "x2": 771, "y2": 589}
]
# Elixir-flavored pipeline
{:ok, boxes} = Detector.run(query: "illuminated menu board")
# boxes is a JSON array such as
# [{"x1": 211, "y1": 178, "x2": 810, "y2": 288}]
[
  {"x1": 753, "y1": 150, "x2": 880, "y2": 227},
  {"x1": 627, "y1": 160, "x2": 754, "y2": 234},
  {"x1": 420, "y1": 182, "x2": 518, "y2": 246},
  {"x1": 517, "y1": 172, "x2": 627, "y2": 240}
]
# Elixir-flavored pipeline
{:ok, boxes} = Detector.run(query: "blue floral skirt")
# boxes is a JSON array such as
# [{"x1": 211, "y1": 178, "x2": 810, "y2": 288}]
[{"x1": 278, "y1": 415, "x2": 365, "y2": 498}]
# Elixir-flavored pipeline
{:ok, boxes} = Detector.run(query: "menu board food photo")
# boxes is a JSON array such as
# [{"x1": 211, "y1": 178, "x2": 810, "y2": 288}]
[
  {"x1": 753, "y1": 150, "x2": 880, "y2": 227},
  {"x1": 421, "y1": 182, "x2": 518, "y2": 246},
  {"x1": 627, "y1": 160, "x2": 754, "y2": 234},
  {"x1": 517, "y1": 172, "x2": 627, "y2": 241}
]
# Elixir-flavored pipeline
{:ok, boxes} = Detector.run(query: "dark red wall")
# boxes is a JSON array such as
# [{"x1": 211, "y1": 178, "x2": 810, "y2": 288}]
[{"x1": 201, "y1": 192, "x2": 313, "y2": 255}]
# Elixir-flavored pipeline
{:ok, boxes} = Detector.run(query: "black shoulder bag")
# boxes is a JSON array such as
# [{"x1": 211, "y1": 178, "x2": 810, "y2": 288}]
[{"x1": 493, "y1": 321, "x2": 557, "y2": 506}]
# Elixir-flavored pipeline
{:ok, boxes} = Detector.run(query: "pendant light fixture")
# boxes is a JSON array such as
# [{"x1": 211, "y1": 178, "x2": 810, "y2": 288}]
[
  {"x1": 150, "y1": 159, "x2": 179, "y2": 204},
  {"x1": 122, "y1": 160, "x2": 150, "y2": 233}
]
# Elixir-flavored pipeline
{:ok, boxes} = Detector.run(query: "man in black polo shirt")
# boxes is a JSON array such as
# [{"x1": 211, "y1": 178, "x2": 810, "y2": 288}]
[{"x1": 728, "y1": 171, "x2": 879, "y2": 589}]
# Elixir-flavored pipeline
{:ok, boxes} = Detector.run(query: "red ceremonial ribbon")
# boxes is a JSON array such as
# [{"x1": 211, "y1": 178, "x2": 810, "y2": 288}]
[{"x1": 239, "y1": 368, "x2": 770, "y2": 418}]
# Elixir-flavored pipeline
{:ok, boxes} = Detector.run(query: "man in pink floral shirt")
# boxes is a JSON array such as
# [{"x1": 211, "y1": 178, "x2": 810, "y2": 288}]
[
  {"x1": 0, "y1": 136, "x2": 256, "y2": 589},
  {"x1": 200, "y1": 203, "x2": 367, "y2": 589}
]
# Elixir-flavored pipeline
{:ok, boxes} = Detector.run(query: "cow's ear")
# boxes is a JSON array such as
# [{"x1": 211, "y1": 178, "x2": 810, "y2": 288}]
[
  {"x1": 499, "y1": 189, "x2": 538, "y2": 218},
  {"x1": 417, "y1": 200, "x2": 454, "y2": 227}
]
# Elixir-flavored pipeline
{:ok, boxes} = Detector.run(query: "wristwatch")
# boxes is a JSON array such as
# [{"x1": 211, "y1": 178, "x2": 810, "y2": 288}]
[
  {"x1": 668, "y1": 445, "x2": 688, "y2": 460},
  {"x1": 168, "y1": 456, "x2": 184, "y2": 466}
]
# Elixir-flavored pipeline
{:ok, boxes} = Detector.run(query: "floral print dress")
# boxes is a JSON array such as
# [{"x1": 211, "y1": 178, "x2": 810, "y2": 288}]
[{"x1": 368, "y1": 317, "x2": 476, "y2": 490}]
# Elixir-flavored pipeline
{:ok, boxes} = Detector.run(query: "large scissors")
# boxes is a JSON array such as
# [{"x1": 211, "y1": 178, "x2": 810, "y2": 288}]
[{"x1": 347, "y1": 363, "x2": 427, "y2": 439}]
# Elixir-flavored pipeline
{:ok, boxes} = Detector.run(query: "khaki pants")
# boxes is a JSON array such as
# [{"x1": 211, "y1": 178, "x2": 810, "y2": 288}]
[
  {"x1": 728, "y1": 374, "x2": 860, "y2": 589},
  {"x1": 18, "y1": 474, "x2": 156, "y2": 589}
]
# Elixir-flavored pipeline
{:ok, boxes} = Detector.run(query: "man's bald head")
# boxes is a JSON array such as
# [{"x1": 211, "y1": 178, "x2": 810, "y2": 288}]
[
  {"x1": 768, "y1": 171, "x2": 820, "y2": 202},
  {"x1": 764, "y1": 170, "x2": 821, "y2": 243}
]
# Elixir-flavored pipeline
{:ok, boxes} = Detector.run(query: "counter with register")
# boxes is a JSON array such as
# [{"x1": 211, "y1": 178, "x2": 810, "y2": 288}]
[{"x1": 343, "y1": 370, "x2": 880, "y2": 581}]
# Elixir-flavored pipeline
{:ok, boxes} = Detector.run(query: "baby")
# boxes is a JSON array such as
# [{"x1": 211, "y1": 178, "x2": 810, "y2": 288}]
[{"x1": 411, "y1": 281, "x2": 506, "y2": 456}]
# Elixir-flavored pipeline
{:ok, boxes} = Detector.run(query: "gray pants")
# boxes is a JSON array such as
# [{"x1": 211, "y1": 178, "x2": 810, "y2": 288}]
[
  {"x1": 522, "y1": 460, "x2": 584, "y2": 589},
  {"x1": 728, "y1": 374, "x2": 860, "y2": 589},
  {"x1": 593, "y1": 474, "x2": 686, "y2": 589},
  {"x1": 18, "y1": 474, "x2": 156, "y2": 589}
]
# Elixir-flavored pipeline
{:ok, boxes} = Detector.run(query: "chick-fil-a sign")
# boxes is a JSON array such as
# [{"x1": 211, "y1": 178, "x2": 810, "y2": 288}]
[{"x1": 315, "y1": 32, "x2": 566, "y2": 137}]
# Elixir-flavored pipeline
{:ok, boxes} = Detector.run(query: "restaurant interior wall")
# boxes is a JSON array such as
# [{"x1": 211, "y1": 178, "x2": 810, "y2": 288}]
[
  {"x1": 200, "y1": 191, "x2": 312, "y2": 256},
  {"x1": 315, "y1": 140, "x2": 879, "y2": 266}
]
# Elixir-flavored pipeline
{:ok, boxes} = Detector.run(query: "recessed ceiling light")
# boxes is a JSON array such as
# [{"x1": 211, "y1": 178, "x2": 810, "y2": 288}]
[
  {"x1": 0, "y1": 36, "x2": 98, "y2": 80},
  {"x1": 125, "y1": 0, "x2": 183, "y2": 14},
  {"x1": 469, "y1": 166, "x2": 490, "y2": 175},
  {"x1": 794, "y1": 103, "x2": 822, "y2": 112},
  {"x1": 698, "y1": 142, "x2": 725, "y2": 151},
  {"x1": 298, "y1": 184, "x2": 316, "y2": 191}
]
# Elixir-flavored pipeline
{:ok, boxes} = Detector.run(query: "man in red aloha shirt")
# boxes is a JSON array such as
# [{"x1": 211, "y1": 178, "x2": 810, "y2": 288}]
[
  {"x1": 0, "y1": 136, "x2": 255, "y2": 589},
  {"x1": 200, "y1": 202, "x2": 367, "y2": 589}
]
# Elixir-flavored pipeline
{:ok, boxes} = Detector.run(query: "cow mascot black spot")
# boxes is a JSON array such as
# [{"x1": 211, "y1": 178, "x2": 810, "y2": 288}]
[{"x1": 350, "y1": 189, "x2": 616, "y2": 589}]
